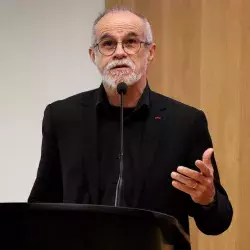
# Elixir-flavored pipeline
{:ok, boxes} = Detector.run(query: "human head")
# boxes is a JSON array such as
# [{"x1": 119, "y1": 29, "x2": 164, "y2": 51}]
[{"x1": 89, "y1": 7, "x2": 156, "y2": 92}]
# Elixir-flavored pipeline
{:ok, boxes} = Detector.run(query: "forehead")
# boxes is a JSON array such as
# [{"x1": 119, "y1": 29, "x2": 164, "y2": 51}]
[{"x1": 95, "y1": 11, "x2": 145, "y2": 39}]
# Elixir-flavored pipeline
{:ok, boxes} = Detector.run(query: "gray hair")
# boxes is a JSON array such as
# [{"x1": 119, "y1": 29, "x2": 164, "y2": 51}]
[{"x1": 91, "y1": 6, "x2": 153, "y2": 47}]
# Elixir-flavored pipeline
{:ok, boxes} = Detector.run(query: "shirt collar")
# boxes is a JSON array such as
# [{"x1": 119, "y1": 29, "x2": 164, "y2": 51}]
[{"x1": 96, "y1": 83, "x2": 150, "y2": 110}]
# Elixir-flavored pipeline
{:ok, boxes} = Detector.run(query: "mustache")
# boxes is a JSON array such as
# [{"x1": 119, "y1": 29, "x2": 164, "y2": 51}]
[{"x1": 105, "y1": 59, "x2": 135, "y2": 71}]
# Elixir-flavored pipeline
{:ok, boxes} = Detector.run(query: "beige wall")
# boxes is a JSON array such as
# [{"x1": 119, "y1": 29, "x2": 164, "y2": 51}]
[{"x1": 106, "y1": 1, "x2": 250, "y2": 250}]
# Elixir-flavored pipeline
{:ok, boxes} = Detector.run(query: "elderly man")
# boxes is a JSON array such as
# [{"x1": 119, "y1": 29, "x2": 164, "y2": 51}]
[{"x1": 29, "y1": 7, "x2": 233, "y2": 249}]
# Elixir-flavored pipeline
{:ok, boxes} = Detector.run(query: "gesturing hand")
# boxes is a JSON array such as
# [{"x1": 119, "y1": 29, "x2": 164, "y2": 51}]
[{"x1": 171, "y1": 148, "x2": 215, "y2": 206}]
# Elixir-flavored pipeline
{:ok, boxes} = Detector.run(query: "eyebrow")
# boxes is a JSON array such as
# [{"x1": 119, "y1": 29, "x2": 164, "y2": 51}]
[
  {"x1": 98, "y1": 33, "x2": 114, "y2": 42},
  {"x1": 98, "y1": 32, "x2": 140, "y2": 42},
  {"x1": 124, "y1": 32, "x2": 140, "y2": 38}
]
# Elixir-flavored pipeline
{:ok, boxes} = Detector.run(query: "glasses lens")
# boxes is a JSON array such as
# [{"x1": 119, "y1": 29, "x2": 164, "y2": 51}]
[
  {"x1": 98, "y1": 39, "x2": 116, "y2": 56},
  {"x1": 123, "y1": 38, "x2": 141, "y2": 55}
]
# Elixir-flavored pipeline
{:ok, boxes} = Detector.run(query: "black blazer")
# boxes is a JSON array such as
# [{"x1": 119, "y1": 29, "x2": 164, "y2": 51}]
[{"x1": 28, "y1": 87, "x2": 233, "y2": 237}]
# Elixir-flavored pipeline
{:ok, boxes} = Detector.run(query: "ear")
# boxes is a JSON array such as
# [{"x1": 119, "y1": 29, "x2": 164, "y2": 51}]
[
  {"x1": 147, "y1": 43, "x2": 156, "y2": 64},
  {"x1": 89, "y1": 47, "x2": 96, "y2": 64}
]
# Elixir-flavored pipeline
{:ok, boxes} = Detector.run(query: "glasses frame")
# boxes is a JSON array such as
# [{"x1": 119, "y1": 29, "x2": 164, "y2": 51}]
[{"x1": 94, "y1": 39, "x2": 151, "y2": 56}]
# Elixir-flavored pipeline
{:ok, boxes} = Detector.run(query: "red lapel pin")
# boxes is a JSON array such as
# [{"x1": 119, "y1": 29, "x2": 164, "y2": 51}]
[{"x1": 154, "y1": 116, "x2": 161, "y2": 120}]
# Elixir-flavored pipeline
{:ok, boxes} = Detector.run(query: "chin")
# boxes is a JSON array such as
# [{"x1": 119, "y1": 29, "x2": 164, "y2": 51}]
[{"x1": 103, "y1": 73, "x2": 142, "y2": 90}]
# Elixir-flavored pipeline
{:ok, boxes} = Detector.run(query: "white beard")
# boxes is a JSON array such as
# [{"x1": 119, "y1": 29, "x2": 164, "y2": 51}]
[{"x1": 98, "y1": 58, "x2": 143, "y2": 91}]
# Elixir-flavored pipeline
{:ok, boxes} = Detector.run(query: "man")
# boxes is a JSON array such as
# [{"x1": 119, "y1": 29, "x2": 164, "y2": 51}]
[{"x1": 29, "y1": 7, "x2": 233, "y2": 249}]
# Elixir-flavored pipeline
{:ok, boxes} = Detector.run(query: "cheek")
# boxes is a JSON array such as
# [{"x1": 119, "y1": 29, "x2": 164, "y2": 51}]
[
  {"x1": 95, "y1": 54, "x2": 111, "y2": 73},
  {"x1": 95, "y1": 59, "x2": 105, "y2": 73},
  {"x1": 132, "y1": 54, "x2": 148, "y2": 72}
]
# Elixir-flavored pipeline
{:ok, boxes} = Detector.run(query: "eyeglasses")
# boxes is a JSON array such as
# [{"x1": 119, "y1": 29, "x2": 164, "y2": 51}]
[{"x1": 94, "y1": 37, "x2": 151, "y2": 56}]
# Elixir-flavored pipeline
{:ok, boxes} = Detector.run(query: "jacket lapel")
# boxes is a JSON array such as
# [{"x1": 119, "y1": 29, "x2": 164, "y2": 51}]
[
  {"x1": 80, "y1": 90, "x2": 100, "y2": 204},
  {"x1": 133, "y1": 92, "x2": 167, "y2": 207}
]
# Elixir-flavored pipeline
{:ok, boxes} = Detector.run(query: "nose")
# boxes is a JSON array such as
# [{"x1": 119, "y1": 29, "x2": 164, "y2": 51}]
[{"x1": 113, "y1": 42, "x2": 127, "y2": 59}]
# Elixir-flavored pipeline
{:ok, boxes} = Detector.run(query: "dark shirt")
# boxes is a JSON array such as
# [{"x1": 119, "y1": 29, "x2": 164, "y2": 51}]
[{"x1": 96, "y1": 84, "x2": 149, "y2": 206}]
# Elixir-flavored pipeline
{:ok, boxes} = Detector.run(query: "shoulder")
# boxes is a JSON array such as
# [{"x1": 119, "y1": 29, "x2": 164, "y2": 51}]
[
  {"x1": 150, "y1": 91, "x2": 210, "y2": 144},
  {"x1": 51, "y1": 88, "x2": 99, "y2": 107},
  {"x1": 42, "y1": 88, "x2": 99, "y2": 120},
  {"x1": 150, "y1": 90, "x2": 206, "y2": 121}
]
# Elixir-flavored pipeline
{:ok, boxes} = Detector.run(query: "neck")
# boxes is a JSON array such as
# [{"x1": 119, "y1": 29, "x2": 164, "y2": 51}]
[{"x1": 104, "y1": 79, "x2": 147, "y2": 108}]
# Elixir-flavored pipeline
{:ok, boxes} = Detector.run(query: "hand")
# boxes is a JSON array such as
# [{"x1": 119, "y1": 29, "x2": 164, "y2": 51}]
[{"x1": 171, "y1": 148, "x2": 215, "y2": 206}]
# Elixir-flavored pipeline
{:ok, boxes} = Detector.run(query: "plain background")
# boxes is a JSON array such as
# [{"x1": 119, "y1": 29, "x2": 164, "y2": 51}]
[{"x1": 0, "y1": 0, "x2": 104, "y2": 202}]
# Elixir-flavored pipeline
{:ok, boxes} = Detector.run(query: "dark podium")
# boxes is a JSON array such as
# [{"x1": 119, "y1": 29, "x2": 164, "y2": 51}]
[{"x1": 0, "y1": 203, "x2": 190, "y2": 250}]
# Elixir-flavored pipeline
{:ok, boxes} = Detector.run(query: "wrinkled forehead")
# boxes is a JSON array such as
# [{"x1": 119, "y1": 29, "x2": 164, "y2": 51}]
[{"x1": 95, "y1": 11, "x2": 146, "y2": 41}]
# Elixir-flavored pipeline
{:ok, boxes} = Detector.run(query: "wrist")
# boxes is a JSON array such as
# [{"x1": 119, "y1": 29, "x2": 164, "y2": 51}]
[{"x1": 202, "y1": 194, "x2": 217, "y2": 208}]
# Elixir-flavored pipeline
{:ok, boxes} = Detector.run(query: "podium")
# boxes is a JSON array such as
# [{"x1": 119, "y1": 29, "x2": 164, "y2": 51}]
[{"x1": 0, "y1": 203, "x2": 190, "y2": 250}]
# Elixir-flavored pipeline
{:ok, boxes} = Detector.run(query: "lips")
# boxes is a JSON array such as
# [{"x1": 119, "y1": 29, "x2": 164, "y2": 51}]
[{"x1": 112, "y1": 64, "x2": 129, "y2": 69}]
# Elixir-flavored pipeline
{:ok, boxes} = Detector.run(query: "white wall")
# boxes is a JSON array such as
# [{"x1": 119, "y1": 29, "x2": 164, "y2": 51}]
[{"x1": 0, "y1": 0, "x2": 104, "y2": 202}]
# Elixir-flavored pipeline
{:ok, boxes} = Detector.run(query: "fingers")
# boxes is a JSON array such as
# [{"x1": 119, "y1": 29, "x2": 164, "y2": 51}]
[
  {"x1": 174, "y1": 166, "x2": 206, "y2": 184},
  {"x1": 202, "y1": 148, "x2": 214, "y2": 165},
  {"x1": 194, "y1": 148, "x2": 214, "y2": 177},
  {"x1": 170, "y1": 148, "x2": 216, "y2": 205},
  {"x1": 172, "y1": 178, "x2": 215, "y2": 205},
  {"x1": 171, "y1": 171, "x2": 197, "y2": 188},
  {"x1": 172, "y1": 180, "x2": 196, "y2": 196},
  {"x1": 195, "y1": 160, "x2": 213, "y2": 177}
]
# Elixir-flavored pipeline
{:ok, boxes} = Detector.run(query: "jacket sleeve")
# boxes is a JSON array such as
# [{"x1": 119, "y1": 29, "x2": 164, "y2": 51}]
[
  {"x1": 187, "y1": 110, "x2": 233, "y2": 235},
  {"x1": 28, "y1": 104, "x2": 63, "y2": 202}
]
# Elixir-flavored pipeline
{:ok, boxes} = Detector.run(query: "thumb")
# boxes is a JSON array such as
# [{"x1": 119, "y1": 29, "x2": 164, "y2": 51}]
[{"x1": 202, "y1": 148, "x2": 214, "y2": 166}]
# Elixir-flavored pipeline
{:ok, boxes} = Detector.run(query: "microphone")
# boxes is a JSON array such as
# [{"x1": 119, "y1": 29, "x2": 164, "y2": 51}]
[
  {"x1": 114, "y1": 82, "x2": 128, "y2": 207},
  {"x1": 117, "y1": 82, "x2": 128, "y2": 95}
]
